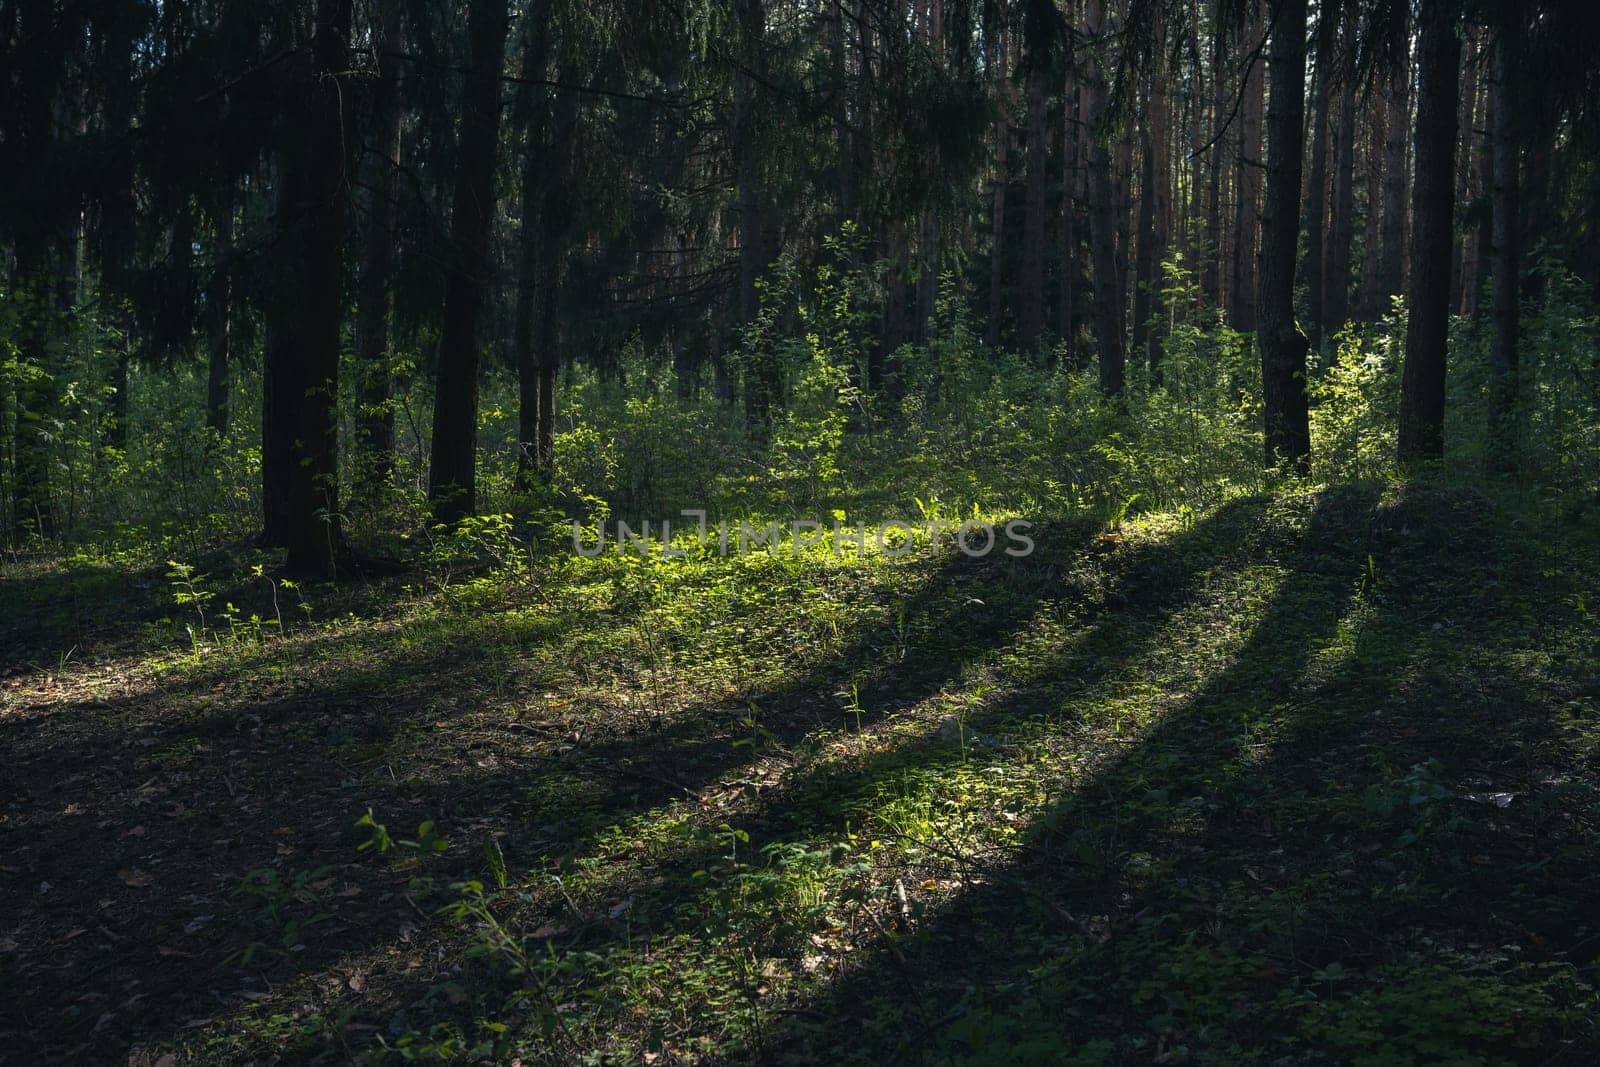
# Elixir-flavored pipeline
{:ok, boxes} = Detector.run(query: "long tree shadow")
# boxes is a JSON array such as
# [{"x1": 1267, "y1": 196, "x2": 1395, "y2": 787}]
[
  {"x1": 155, "y1": 493, "x2": 1289, "y2": 1061},
  {"x1": 769, "y1": 483, "x2": 1600, "y2": 1063},
  {"x1": 0, "y1": 515, "x2": 1112, "y2": 1058}
]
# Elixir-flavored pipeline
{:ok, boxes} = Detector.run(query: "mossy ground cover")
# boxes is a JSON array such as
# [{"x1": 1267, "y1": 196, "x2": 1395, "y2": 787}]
[{"x1": 2, "y1": 480, "x2": 1598, "y2": 1064}]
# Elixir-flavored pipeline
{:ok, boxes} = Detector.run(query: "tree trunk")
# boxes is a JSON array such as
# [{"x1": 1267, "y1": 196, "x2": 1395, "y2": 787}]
[
  {"x1": 1201, "y1": 22, "x2": 1226, "y2": 307},
  {"x1": 1375, "y1": 0, "x2": 1410, "y2": 318},
  {"x1": 261, "y1": 165, "x2": 298, "y2": 550},
  {"x1": 1470, "y1": 71, "x2": 1494, "y2": 319},
  {"x1": 1083, "y1": 0, "x2": 1124, "y2": 394},
  {"x1": 354, "y1": 0, "x2": 403, "y2": 493},
  {"x1": 1452, "y1": 33, "x2": 1479, "y2": 315},
  {"x1": 1060, "y1": 77, "x2": 1082, "y2": 363},
  {"x1": 1132, "y1": 79, "x2": 1156, "y2": 364},
  {"x1": 427, "y1": 0, "x2": 510, "y2": 523},
  {"x1": 204, "y1": 183, "x2": 234, "y2": 441},
  {"x1": 1358, "y1": 93, "x2": 1387, "y2": 321},
  {"x1": 986, "y1": 28, "x2": 1009, "y2": 349},
  {"x1": 1325, "y1": 48, "x2": 1356, "y2": 340},
  {"x1": 1398, "y1": 0, "x2": 1460, "y2": 463},
  {"x1": 1485, "y1": 16, "x2": 1520, "y2": 475},
  {"x1": 1258, "y1": 0, "x2": 1311, "y2": 472},
  {"x1": 533, "y1": 82, "x2": 579, "y2": 474},
  {"x1": 1301, "y1": 0, "x2": 1341, "y2": 353},
  {"x1": 1229, "y1": 7, "x2": 1263, "y2": 334},
  {"x1": 282, "y1": 0, "x2": 354, "y2": 573},
  {"x1": 1019, "y1": 55, "x2": 1047, "y2": 351}
]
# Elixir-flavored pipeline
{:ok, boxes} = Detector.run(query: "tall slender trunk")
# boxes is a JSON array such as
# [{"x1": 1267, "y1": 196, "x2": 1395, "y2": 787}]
[
  {"x1": 1325, "y1": 42, "x2": 1356, "y2": 340},
  {"x1": 986, "y1": 28, "x2": 1009, "y2": 349},
  {"x1": 1132, "y1": 79, "x2": 1156, "y2": 363},
  {"x1": 1452, "y1": 33, "x2": 1479, "y2": 314},
  {"x1": 261, "y1": 0, "x2": 356, "y2": 572},
  {"x1": 204, "y1": 183, "x2": 234, "y2": 441},
  {"x1": 514, "y1": 4, "x2": 556, "y2": 483},
  {"x1": 1114, "y1": 117, "x2": 1133, "y2": 337},
  {"x1": 1083, "y1": 0, "x2": 1124, "y2": 394},
  {"x1": 1258, "y1": 0, "x2": 1311, "y2": 471},
  {"x1": 1201, "y1": 22, "x2": 1226, "y2": 306},
  {"x1": 1060, "y1": 77, "x2": 1082, "y2": 362},
  {"x1": 1375, "y1": 1, "x2": 1410, "y2": 317},
  {"x1": 1302, "y1": 0, "x2": 1342, "y2": 353},
  {"x1": 1358, "y1": 98, "x2": 1385, "y2": 321},
  {"x1": 1229, "y1": 7, "x2": 1263, "y2": 334},
  {"x1": 1486, "y1": 16, "x2": 1520, "y2": 475},
  {"x1": 261, "y1": 165, "x2": 298, "y2": 550},
  {"x1": 735, "y1": 0, "x2": 782, "y2": 419},
  {"x1": 428, "y1": 0, "x2": 510, "y2": 523},
  {"x1": 1019, "y1": 55, "x2": 1047, "y2": 350},
  {"x1": 1470, "y1": 77, "x2": 1494, "y2": 319},
  {"x1": 354, "y1": 0, "x2": 403, "y2": 492},
  {"x1": 1398, "y1": 0, "x2": 1460, "y2": 462},
  {"x1": 286, "y1": 0, "x2": 354, "y2": 572}
]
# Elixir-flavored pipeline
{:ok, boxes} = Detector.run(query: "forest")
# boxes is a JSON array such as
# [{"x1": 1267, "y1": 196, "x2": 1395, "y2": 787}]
[{"x1": 2, "y1": 0, "x2": 1599, "y2": 1061}]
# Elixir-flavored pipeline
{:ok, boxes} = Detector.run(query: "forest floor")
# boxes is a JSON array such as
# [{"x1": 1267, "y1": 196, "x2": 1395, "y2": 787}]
[{"x1": 3, "y1": 480, "x2": 1599, "y2": 1064}]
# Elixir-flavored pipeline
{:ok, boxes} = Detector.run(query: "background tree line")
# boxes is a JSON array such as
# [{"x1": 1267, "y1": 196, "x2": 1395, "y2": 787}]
[{"x1": 3, "y1": 0, "x2": 1599, "y2": 572}]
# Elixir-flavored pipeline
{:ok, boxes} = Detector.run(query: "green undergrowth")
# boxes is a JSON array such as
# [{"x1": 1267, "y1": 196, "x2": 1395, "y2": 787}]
[{"x1": 4, "y1": 479, "x2": 1598, "y2": 1065}]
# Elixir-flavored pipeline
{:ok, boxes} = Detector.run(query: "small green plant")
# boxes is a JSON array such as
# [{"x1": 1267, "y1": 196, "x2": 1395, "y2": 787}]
[
  {"x1": 355, "y1": 809, "x2": 451, "y2": 856},
  {"x1": 166, "y1": 560, "x2": 214, "y2": 661},
  {"x1": 229, "y1": 865, "x2": 334, "y2": 964}
]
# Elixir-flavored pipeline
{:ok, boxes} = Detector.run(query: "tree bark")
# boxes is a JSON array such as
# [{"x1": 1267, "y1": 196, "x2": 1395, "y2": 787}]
[
  {"x1": 204, "y1": 183, "x2": 233, "y2": 441},
  {"x1": 428, "y1": 0, "x2": 510, "y2": 523},
  {"x1": 1019, "y1": 53, "x2": 1047, "y2": 351},
  {"x1": 1301, "y1": 0, "x2": 1342, "y2": 353},
  {"x1": 1398, "y1": 0, "x2": 1460, "y2": 463},
  {"x1": 354, "y1": 0, "x2": 403, "y2": 493},
  {"x1": 1228, "y1": 6, "x2": 1263, "y2": 334},
  {"x1": 285, "y1": 0, "x2": 354, "y2": 572},
  {"x1": 1083, "y1": 0, "x2": 1124, "y2": 394},
  {"x1": 986, "y1": 27, "x2": 1009, "y2": 349},
  {"x1": 1375, "y1": 0, "x2": 1410, "y2": 318},
  {"x1": 1059, "y1": 77, "x2": 1082, "y2": 362},
  {"x1": 1485, "y1": 16, "x2": 1520, "y2": 476},
  {"x1": 1258, "y1": 0, "x2": 1311, "y2": 472},
  {"x1": 1325, "y1": 24, "x2": 1356, "y2": 340}
]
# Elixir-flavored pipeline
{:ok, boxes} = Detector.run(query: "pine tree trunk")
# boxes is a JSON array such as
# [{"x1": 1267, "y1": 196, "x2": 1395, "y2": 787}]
[
  {"x1": 1451, "y1": 33, "x2": 1479, "y2": 315},
  {"x1": 1375, "y1": 1, "x2": 1410, "y2": 318},
  {"x1": 1132, "y1": 78, "x2": 1156, "y2": 364},
  {"x1": 204, "y1": 184, "x2": 233, "y2": 442},
  {"x1": 1358, "y1": 94, "x2": 1386, "y2": 321},
  {"x1": 1258, "y1": 0, "x2": 1311, "y2": 472},
  {"x1": 1059, "y1": 77, "x2": 1081, "y2": 362},
  {"x1": 1019, "y1": 57, "x2": 1047, "y2": 351},
  {"x1": 1148, "y1": 64, "x2": 1169, "y2": 376},
  {"x1": 1470, "y1": 68, "x2": 1494, "y2": 318},
  {"x1": 428, "y1": 0, "x2": 510, "y2": 523},
  {"x1": 1486, "y1": 17, "x2": 1520, "y2": 475},
  {"x1": 986, "y1": 29, "x2": 1009, "y2": 349},
  {"x1": 354, "y1": 0, "x2": 403, "y2": 492},
  {"x1": 1325, "y1": 51, "x2": 1356, "y2": 340},
  {"x1": 283, "y1": 0, "x2": 355, "y2": 572},
  {"x1": 261, "y1": 164, "x2": 297, "y2": 550},
  {"x1": 1229, "y1": 9, "x2": 1263, "y2": 334},
  {"x1": 1083, "y1": 0, "x2": 1124, "y2": 394},
  {"x1": 1398, "y1": 0, "x2": 1460, "y2": 463},
  {"x1": 1302, "y1": 0, "x2": 1341, "y2": 353},
  {"x1": 1201, "y1": 24, "x2": 1226, "y2": 306}
]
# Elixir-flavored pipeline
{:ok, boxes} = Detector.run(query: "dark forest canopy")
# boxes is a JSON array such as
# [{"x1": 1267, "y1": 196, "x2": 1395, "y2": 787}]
[{"x1": 3, "y1": 0, "x2": 1600, "y2": 569}]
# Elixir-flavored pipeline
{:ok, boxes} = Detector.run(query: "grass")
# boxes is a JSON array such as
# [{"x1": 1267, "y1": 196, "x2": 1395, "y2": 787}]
[{"x1": 1, "y1": 479, "x2": 1597, "y2": 1064}]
